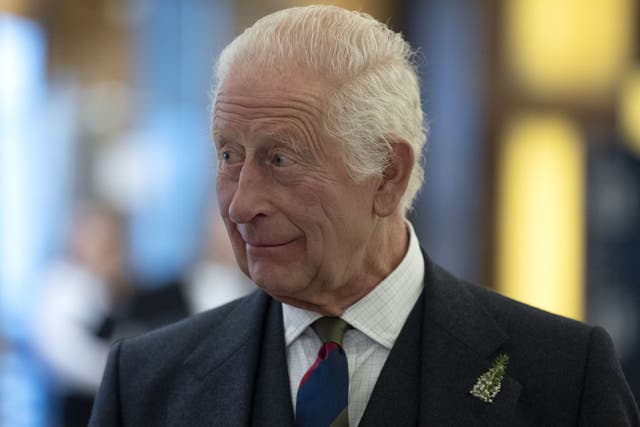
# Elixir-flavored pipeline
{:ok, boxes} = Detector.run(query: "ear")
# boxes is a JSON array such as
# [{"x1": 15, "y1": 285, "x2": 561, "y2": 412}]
[{"x1": 374, "y1": 139, "x2": 414, "y2": 217}]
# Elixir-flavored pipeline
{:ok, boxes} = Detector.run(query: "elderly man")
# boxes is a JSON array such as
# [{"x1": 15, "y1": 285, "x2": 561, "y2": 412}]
[{"x1": 90, "y1": 5, "x2": 639, "y2": 426}]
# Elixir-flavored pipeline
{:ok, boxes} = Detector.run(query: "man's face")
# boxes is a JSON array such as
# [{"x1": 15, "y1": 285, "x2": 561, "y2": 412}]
[{"x1": 213, "y1": 70, "x2": 380, "y2": 308}]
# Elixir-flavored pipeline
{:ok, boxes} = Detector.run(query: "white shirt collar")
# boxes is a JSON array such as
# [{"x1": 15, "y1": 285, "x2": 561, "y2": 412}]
[{"x1": 282, "y1": 221, "x2": 425, "y2": 349}]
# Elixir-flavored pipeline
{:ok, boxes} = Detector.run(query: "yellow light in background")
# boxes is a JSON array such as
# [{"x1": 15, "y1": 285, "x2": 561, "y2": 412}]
[
  {"x1": 620, "y1": 68, "x2": 640, "y2": 155},
  {"x1": 496, "y1": 114, "x2": 585, "y2": 320},
  {"x1": 0, "y1": 0, "x2": 34, "y2": 15},
  {"x1": 505, "y1": 0, "x2": 634, "y2": 102}
]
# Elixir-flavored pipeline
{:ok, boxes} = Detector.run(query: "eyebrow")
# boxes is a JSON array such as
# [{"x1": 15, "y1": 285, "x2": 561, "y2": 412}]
[
  {"x1": 212, "y1": 129, "x2": 238, "y2": 149},
  {"x1": 264, "y1": 129, "x2": 304, "y2": 155},
  {"x1": 212, "y1": 127, "x2": 307, "y2": 156}
]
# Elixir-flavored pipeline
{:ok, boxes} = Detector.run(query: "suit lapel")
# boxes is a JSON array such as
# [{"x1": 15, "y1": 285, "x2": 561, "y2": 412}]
[
  {"x1": 418, "y1": 257, "x2": 522, "y2": 426},
  {"x1": 251, "y1": 298, "x2": 296, "y2": 426},
  {"x1": 180, "y1": 291, "x2": 293, "y2": 426}
]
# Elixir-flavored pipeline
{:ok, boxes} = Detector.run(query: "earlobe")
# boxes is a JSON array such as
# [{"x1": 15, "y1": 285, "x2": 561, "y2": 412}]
[{"x1": 374, "y1": 140, "x2": 414, "y2": 216}]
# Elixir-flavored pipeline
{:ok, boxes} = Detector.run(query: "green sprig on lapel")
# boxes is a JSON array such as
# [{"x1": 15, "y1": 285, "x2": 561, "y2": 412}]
[{"x1": 470, "y1": 354, "x2": 509, "y2": 403}]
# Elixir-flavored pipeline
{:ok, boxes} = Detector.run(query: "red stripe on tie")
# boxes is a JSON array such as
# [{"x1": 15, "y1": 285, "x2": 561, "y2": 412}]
[{"x1": 298, "y1": 342, "x2": 340, "y2": 387}]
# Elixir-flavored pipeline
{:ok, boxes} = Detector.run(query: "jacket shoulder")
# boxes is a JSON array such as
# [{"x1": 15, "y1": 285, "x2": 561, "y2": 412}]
[
  {"x1": 462, "y1": 280, "x2": 592, "y2": 341},
  {"x1": 425, "y1": 259, "x2": 593, "y2": 352},
  {"x1": 117, "y1": 290, "x2": 265, "y2": 374},
  {"x1": 90, "y1": 290, "x2": 273, "y2": 425}
]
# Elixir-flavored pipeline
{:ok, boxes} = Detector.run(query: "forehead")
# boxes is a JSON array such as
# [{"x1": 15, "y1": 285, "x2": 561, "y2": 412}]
[{"x1": 212, "y1": 69, "x2": 330, "y2": 140}]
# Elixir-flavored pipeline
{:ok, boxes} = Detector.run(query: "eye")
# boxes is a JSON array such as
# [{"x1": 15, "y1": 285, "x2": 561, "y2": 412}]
[
  {"x1": 220, "y1": 150, "x2": 237, "y2": 162},
  {"x1": 218, "y1": 148, "x2": 242, "y2": 167},
  {"x1": 270, "y1": 152, "x2": 292, "y2": 167}
]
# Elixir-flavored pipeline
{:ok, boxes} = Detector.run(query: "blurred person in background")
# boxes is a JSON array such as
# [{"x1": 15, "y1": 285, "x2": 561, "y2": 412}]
[
  {"x1": 31, "y1": 201, "x2": 131, "y2": 427},
  {"x1": 90, "y1": 5, "x2": 639, "y2": 426},
  {"x1": 117, "y1": 208, "x2": 255, "y2": 337},
  {"x1": 119, "y1": 208, "x2": 255, "y2": 337},
  {"x1": 185, "y1": 207, "x2": 255, "y2": 314}
]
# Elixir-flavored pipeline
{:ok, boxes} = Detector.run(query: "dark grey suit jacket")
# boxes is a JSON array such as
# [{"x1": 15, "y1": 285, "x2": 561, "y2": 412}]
[{"x1": 89, "y1": 256, "x2": 640, "y2": 426}]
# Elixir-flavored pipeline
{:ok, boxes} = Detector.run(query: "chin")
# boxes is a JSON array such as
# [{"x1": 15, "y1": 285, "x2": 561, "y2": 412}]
[
  {"x1": 251, "y1": 274, "x2": 293, "y2": 295},
  {"x1": 249, "y1": 268, "x2": 304, "y2": 298}
]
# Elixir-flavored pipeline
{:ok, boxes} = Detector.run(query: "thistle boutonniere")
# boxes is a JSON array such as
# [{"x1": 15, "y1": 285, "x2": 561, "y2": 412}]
[{"x1": 469, "y1": 354, "x2": 509, "y2": 403}]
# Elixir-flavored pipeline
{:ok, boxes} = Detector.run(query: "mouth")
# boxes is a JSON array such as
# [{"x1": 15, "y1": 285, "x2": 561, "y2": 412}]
[
  {"x1": 245, "y1": 238, "x2": 297, "y2": 248},
  {"x1": 243, "y1": 237, "x2": 299, "y2": 252}
]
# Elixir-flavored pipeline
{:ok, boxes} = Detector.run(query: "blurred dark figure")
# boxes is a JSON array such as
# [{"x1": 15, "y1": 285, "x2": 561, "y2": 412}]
[
  {"x1": 31, "y1": 202, "x2": 131, "y2": 427},
  {"x1": 587, "y1": 141, "x2": 640, "y2": 404}
]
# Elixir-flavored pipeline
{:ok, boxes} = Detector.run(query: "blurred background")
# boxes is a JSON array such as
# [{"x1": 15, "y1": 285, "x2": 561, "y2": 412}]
[{"x1": 1, "y1": 0, "x2": 639, "y2": 425}]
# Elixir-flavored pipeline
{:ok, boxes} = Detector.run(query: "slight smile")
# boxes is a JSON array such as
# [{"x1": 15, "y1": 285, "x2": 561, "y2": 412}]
[{"x1": 245, "y1": 238, "x2": 300, "y2": 252}]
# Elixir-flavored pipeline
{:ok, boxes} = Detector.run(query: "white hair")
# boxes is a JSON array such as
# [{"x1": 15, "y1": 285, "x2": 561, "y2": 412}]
[{"x1": 214, "y1": 5, "x2": 427, "y2": 213}]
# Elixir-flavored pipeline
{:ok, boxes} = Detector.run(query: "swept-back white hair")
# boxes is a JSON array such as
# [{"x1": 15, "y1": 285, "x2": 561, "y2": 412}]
[{"x1": 214, "y1": 5, "x2": 426, "y2": 213}]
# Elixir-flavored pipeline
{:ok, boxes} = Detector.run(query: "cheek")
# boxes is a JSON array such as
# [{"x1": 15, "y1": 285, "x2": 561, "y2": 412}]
[
  {"x1": 290, "y1": 201, "x2": 339, "y2": 272},
  {"x1": 226, "y1": 223, "x2": 249, "y2": 274}
]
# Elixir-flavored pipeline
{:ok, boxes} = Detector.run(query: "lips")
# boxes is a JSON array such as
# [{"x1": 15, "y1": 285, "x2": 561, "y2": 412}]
[
  {"x1": 234, "y1": 224, "x2": 300, "y2": 250},
  {"x1": 237, "y1": 228, "x2": 288, "y2": 245},
  {"x1": 245, "y1": 238, "x2": 297, "y2": 248}
]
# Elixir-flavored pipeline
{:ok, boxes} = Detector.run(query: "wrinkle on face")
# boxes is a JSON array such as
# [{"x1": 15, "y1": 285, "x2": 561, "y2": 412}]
[
  {"x1": 214, "y1": 102, "x2": 341, "y2": 186},
  {"x1": 213, "y1": 75, "x2": 333, "y2": 158},
  {"x1": 213, "y1": 68, "x2": 387, "y2": 315}
]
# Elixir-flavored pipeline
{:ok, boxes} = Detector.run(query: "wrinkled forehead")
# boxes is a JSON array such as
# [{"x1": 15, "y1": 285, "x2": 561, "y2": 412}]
[
  {"x1": 211, "y1": 67, "x2": 337, "y2": 154},
  {"x1": 212, "y1": 66, "x2": 331, "y2": 131}
]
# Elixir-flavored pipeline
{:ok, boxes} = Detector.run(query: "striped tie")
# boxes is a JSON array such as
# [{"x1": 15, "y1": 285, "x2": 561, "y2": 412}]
[{"x1": 296, "y1": 317, "x2": 350, "y2": 427}]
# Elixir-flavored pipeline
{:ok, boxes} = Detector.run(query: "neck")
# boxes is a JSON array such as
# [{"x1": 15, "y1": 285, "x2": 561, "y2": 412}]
[{"x1": 280, "y1": 214, "x2": 409, "y2": 316}]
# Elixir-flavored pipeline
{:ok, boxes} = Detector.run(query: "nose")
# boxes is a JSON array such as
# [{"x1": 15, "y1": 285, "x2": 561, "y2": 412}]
[{"x1": 228, "y1": 159, "x2": 268, "y2": 224}]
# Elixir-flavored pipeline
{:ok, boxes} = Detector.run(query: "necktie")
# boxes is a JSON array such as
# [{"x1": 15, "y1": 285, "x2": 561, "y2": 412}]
[{"x1": 296, "y1": 317, "x2": 350, "y2": 427}]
